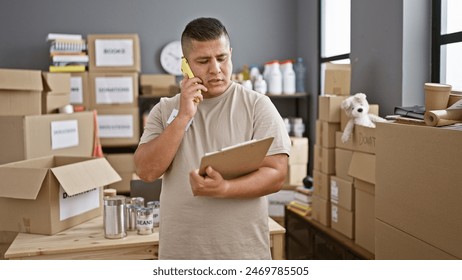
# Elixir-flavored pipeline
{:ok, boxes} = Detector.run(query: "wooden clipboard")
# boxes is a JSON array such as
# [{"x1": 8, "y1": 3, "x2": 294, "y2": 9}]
[{"x1": 198, "y1": 137, "x2": 274, "y2": 180}]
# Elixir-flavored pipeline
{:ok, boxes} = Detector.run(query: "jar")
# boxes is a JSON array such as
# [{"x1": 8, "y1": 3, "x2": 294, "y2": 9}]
[
  {"x1": 103, "y1": 195, "x2": 126, "y2": 239},
  {"x1": 136, "y1": 207, "x2": 154, "y2": 235}
]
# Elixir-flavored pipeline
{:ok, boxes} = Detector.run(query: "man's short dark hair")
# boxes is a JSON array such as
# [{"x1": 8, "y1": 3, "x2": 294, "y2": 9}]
[{"x1": 181, "y1": 17, "x2": 230, "y2": 56}]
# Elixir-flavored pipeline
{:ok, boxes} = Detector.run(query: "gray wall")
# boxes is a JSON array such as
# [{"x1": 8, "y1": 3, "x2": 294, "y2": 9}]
[
  {"x1": 351, "y1": 0, "x2": 431, "y2": 116},
  {"x1": 0, "y1": 0, "x2": 299, "y2": 74}
]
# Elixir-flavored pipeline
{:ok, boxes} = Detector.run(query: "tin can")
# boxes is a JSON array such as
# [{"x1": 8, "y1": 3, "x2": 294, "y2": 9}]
[
  {"x1": 147, "y1": 201, "x2": 160, "y2": 227},
  {"x1": 136, "y1": 207, "x2": 154, "y2": 235},
  {"x1": 125, "y1": 204, "x2": 139, "y2": 231},
  {"x1": 103, "y1": 195, "x2": 126, "y2": 239}
]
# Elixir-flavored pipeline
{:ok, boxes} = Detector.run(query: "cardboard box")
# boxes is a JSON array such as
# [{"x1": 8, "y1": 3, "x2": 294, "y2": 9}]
[
  {"x1": 268, "y1": 190, "x2": 295, "y2": 217},
  {"x1": 285, "y1": 164, "x2": 307, "y2": 186},
  {"x1": 96, "y1": 107, "x2": 140, "y2": 147},
  {"x1": 331, "y1": 203, "x2": 354, "y2": 239},
  {"x1": 0, "y1": 156, "x2": 121, "y2": 235},
  {"x1": 0, "y1": 112, "x2": 94, "y2": 165},
  {"x1": 336, "y1": 125, "x2": 377, "y2": 154},
  {"x1": 330, "y1": 175, "x2": 354, "y2": 210},
  {"x1": 320, "y1": 121, "x2": 340, "y2": 148},
  {"x1": 335, "y1": 148, "x2": 353, "y2": 181},
  {"x1": 354, "y1": 179, "x2": 375, "y2": 254},
  {"x1": 140, "y1": 74, "x2": 178, "y2": 97},
  {"x1": 70, "y1": 72, "x2": 90, "y2": 110},
  {"x1": 313, "y1": 144, "x2": 335, "y2": 174},
  {"x1": 315, "y1": 120, "x2": 322, "y2": 145},
  {"x1": 324, "y1": 62, "x2": 350, "y2": 96},
  {"x1": 0, "y1": 68, "x2": 43, "y2": 116},
  {"x1": 312, "y1": 194, "x2": 331, "y2": 227},
  {"x1": 376, "y1": 122, "x2": 462, "y2": 258},
  {"x1": 341, "y1": 104, "x2": 379, "y2": 131},
  {"x1": 348, "y1": 152, "x2": 376, "y2": 185},
  {"x1": 105, "y1": 153, "x2": 136, "y2": 193},
  {"x1": 375, "y1": 219, "x2": 458, "y2": 260},
  {"x1": 312, "y1": 169, "x2": 330, "y2": 200},
  {"x1": 42, "y1": 72, "x2": 71, "y2": 114},
  {"x1": 289, "y1": 137, "x2": 309, "y2": 164},
  {"x1": 318, "y1": 95, "x2": 347, "y2": 123},
  {"x1": 89, "y1": 72, "x2": 139, "y2": 109},
  {"x1": 88, "y1": 34, "x2": 141, "y2": 72}
]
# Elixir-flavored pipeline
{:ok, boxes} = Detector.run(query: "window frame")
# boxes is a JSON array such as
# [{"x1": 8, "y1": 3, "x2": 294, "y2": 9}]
[
  {"x1": 431, "y1": 0, "x2": 462, "y2": 84},
  {"x1": 318, "y1": 0, "x2": 351, "y2": 95}
]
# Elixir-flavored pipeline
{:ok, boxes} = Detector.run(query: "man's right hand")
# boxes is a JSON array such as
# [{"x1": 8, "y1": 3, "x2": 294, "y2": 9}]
[{"x1": 179, "y1": 75, "x2": 207, "y2": 119}]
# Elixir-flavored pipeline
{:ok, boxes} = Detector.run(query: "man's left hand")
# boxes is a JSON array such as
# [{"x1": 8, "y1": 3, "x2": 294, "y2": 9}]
[{"x1": 189, "y1": 166, "x2": 229, "y2": 197}]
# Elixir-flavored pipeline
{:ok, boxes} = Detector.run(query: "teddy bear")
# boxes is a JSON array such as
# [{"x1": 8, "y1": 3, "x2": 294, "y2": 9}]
[{"x1": 341, "y1": 93, "x2": 386, "y2": 143}]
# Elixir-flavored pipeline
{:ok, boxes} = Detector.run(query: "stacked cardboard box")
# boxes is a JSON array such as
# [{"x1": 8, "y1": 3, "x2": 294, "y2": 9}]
[
  {"x1": 312, "y1": 95, "x2": 346, "y2": 227},
  {"x1": 87, "y1": 34, "x2": 141, "y2": 149},
  {"x1": 375, "y1": 122, "x2": 462, "y2": 259}
]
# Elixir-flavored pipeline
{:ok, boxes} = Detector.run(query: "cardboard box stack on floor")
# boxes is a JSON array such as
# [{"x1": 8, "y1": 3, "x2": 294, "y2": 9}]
[
  {"x1": 87, "y1": 34, "x2": 142, "y2": 194},
  {"x1": 311, "y1": 63, "x2": 352, "y2": 228},
  {"x1": 312, "y1": 95, "x2": 346, "y2": 227},
  {"x1": 375, "y1": 122, "x2": 462, "y2": 260}
]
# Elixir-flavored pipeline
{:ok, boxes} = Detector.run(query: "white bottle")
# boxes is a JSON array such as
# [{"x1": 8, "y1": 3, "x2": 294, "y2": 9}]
[
  {"x1": 249, "y1": 66, "x2": 260, "y2": 84},
  {"x1": 242, "y1": 79, "x2": 253, "y2": 90},
  {"x1": 267, "y1": 61, "x2": 282, "y2": 95},
  {"x1": 280, "y1": 60, "x2": 296, "y2": 95},
  {"x1": 254, "y1": 74, "x2": 267, "y2": 94}
]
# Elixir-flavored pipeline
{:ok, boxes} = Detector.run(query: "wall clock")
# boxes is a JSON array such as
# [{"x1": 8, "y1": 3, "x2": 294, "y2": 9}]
[{"x1": 160, "y1": 40, "x2": 183, "y2": 76}]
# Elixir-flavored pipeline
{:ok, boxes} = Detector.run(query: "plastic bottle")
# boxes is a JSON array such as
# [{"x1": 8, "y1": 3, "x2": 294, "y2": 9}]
[
  {"x1": 249, "y1": 66, "x2": 260, "y2": 84},
  {"x1": 294, "y1": 57, "x2": 306, "y2": 93},
  {"x1": 267, "y1": 61, "x2": 282, "y2": 95},
  {"x1": 280, "y1": 60, "x2": 296, "y2": 95},
  {"x1": 253, "y1": 74, "x2": 267, "y2": 94}
]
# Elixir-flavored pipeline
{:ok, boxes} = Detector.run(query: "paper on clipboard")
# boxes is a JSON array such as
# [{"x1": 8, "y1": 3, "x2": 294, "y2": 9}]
[{"x1": 199, "y1": 137, "x2": 274, "y2": 179}]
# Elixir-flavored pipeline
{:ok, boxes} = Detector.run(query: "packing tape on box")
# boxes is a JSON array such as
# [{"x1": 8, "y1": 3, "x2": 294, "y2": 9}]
[{"x1": 424, "y1": 109, "x2": 462, "y2": 126}]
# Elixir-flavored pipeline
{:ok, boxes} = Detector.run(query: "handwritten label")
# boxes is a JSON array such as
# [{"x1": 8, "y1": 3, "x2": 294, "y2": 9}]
[{"x1": 51, "y1": 120, "x2": 79, "y2": 150}]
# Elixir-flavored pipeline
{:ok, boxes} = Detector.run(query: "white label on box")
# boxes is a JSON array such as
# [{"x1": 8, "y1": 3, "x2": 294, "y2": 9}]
[
  {"x1": 330, "y1": 179, "x2": 339, "y2": 203},
  {"x1": 59, "y1": 186, "x2": 100, "y2": 221},
  {"x1": 95, "y1": 39, "x2": 134, "y2": 67},
  {"x1": 51, "y1": 120, "x2": 79, "y2": 150},
  {"x1": 331, "y1": 204, "x2": 338, "y2": 223},
  {"x1": 70, "y1": 76, "x2": 83, "y2": 104},
  {"x1": 98, "y1": 115, "x2": 134, "y2": 138},
  {"x1": 95, "y1": 77, "x2": 134, "y2": 104}
]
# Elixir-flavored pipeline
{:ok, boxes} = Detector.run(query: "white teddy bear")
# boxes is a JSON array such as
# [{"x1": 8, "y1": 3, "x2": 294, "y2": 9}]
[{"x1": 341, "y1": 93, "x2": 386, "y2": 143}]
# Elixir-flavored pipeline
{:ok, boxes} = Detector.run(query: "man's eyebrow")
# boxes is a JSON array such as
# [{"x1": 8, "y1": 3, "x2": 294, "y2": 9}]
[{"x1": 196, "y1": 53, "x2": 228, "y2": 60}]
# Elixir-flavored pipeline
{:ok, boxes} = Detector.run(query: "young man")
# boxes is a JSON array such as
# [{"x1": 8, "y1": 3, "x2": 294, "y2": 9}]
[{"x1": 134, "y1": 17, "x2": 291, "y2": 259}]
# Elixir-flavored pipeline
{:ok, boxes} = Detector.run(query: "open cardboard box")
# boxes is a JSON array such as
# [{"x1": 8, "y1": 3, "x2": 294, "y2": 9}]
[{"x1": 0, "y1": 156, "x2": 121, "y2": 235}]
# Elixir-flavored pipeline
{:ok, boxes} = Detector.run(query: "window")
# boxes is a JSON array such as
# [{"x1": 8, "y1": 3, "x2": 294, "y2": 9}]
[
  {"x1": 319, "y1": 0, "x2": 351, "y2": 94},
  {"x1": 432, "y1": 0, "x2": 462, "y2": 91}
]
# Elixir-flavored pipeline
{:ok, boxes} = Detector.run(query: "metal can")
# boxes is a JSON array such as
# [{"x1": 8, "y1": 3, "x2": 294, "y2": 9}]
[
  {"x1": 147, "y1": 201, "x2": 160, "y2": 227},
  {"x1": 125, "y1": 204, "x2": 139, "y2": 231},
  {"x1": 103, "y1": 195, "x2": 126, "y2": 239},
  {"x1": 136, "y1": 207, "x2": 154, "y2": 235}
]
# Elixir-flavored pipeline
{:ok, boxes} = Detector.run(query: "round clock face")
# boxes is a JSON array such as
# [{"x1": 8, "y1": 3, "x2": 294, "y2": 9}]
[{"x1": 160, "y1": 40, "x2": 183, "y2": 76}]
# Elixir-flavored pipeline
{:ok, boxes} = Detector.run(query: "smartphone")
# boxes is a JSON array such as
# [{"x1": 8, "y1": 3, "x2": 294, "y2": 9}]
[
  {"x1": 181, "y1": 57, "x2": 201, "y2": 104},
  {"x1": 181, "y1": 57, "x2": 195, "y2": 78}
]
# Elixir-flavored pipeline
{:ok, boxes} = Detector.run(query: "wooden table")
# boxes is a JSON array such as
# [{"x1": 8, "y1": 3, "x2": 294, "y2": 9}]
[{"x1": 5, "y1": 216, "x2": 285, "y2": 260}]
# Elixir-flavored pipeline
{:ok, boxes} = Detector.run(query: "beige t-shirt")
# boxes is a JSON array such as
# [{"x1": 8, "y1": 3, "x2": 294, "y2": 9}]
[{"x1": 139, "y1": 82, "x2": 291, "y2": 259}]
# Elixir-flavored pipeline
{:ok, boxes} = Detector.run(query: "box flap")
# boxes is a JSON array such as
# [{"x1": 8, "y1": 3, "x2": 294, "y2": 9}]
[
  {"x1": 0, "y1": 167, "x2": 47, "y2": 199},
  {"x1": 348, "y1": 152, "x2": 376, "y2": 184},
  {"x1": 0, "y1": 68, "x2": 43, "y2": 91},
  {"x1": 42, "y1": 72, "x2": 71, "y2": 94},
  {"x1": 51, "y1": 157, "x2": 121, "y2": 196}
]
